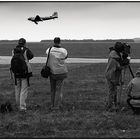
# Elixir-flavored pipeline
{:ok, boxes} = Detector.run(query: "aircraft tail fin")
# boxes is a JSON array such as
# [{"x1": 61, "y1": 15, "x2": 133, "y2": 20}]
[{"x1": 52, "y1": 12, "x2": 58, "y2": 18}]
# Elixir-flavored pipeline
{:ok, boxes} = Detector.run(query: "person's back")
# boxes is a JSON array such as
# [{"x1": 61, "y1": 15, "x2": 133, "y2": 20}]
[
  {"x1": 126, "y1": 68, "x2": 140, "y2": 114},
  {"x1": 47, "y1": 46, "x2": 68, "y2": 74},
  {"x1": 130, "y1": 77, "x2": 140, "y2": 97}
]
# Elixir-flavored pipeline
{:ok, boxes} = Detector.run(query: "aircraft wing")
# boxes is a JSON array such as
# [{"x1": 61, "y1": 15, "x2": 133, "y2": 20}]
[{"x1": 28, "y1": 17, "x2": 39, "y2": 24}]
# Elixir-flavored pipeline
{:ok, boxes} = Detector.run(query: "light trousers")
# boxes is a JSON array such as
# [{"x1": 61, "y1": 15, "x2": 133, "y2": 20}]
[{"x1": 15, "y1": 78, "x2": 28, "y2": 110}]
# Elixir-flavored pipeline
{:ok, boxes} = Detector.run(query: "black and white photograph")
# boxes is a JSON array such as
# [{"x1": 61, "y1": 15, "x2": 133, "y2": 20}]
[{"x1": 1, "y1": 1, "x2": 140, "y2": 138}]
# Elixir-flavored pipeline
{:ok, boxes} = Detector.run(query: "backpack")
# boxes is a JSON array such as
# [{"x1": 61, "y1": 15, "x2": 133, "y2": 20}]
[{"x1": 11, "y1": 47, "x2": 28, "y2": 78}]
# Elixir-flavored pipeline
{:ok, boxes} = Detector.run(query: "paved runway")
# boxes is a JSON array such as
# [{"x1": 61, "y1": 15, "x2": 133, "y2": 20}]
[{"x1": 0, "y1": 56, "x2": 140, "y2": 64}]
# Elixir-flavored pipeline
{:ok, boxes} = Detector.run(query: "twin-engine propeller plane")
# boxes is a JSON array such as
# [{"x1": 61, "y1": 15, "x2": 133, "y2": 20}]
[{"x1": 28, "y1": 12, "x2": 58, "y2": 24}]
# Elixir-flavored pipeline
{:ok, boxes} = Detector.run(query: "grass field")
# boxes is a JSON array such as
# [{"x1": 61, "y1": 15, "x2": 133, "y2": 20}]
[
  {"x1": 0, "y1": 63, "x2": 140, "y2": 138},
  {"x1": 0, "y1": 41, "x2": 140, "y2": 58}
]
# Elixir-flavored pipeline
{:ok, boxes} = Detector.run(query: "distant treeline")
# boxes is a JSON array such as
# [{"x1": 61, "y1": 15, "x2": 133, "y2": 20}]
[
  {"x1": 0, "y1": 40, "x2": 18, "y2": 43},
  {"x1": 41, "y1": 39, "x2": 134, "y2": 43},
  {"x1": 0, "y1": 39, "x2": 134, "y2": 43}
]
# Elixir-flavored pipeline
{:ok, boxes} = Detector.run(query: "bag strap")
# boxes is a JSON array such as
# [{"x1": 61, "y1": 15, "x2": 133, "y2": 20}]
[
  {"x1": 46, "y1": 47, "x2": 52, "y2": 66},
  {"x1": 23, "y1": 50, "x2": 30, "y2": 87},
  {"x1": 23, "y1": 49, "x2": 28, "y2": 62}
]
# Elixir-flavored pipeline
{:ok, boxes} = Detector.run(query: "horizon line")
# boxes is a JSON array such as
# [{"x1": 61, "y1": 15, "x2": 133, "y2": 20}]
[{"x1": 0, "y1": 38, "x2": 139, "y2": 42}]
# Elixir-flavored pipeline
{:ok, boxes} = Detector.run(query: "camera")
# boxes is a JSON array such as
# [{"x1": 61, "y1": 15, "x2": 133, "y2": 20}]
[
  {"x1": 121, "y1": 43, "x2": 131, "y2": 66},
  {"x1": 109, "y1": 42, "x2": 131, "y2": 66}
]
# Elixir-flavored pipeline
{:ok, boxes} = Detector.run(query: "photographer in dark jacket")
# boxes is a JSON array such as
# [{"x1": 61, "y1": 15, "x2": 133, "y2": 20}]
[
  {"x1": 11, "y1": 38, "x2": 34, "y2": 112},
  {"x1": 105, "y1": 42, "x2": 124, "y2": 112}
]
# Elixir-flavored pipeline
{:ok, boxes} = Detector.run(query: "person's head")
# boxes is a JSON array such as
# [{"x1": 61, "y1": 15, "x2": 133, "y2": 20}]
[
  {"x1": 136, "y1": 68, "x2": 140, "y2": 77},
  {"x1": 54, "y1": 37, "x2": 61, "y2": 45},
  {"x1": 114, "y1": 42, "x2": 124, "y2": 53},
  {"x1": 18, "y1": 38, "x2": 26, "y2": 46}
]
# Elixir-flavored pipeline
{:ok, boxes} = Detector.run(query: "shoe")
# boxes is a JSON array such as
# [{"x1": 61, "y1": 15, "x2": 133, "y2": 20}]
[{"x1": 19, "y1": 108, "x2": 27, "y2": 113}]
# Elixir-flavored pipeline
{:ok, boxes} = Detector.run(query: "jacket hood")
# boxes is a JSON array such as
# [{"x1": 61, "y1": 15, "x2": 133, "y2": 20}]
[{"x1": 109, "y1": 50, "x2": 120, "y2": 59}]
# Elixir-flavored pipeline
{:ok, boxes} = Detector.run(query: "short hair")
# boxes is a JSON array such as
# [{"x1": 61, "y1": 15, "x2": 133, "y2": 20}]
[
  {"x1": 18, "y1": 38, "x2": 26, "y2": 45},
  {"x1": 54, "y1": 37, "x2": 60, "y2": 44}
]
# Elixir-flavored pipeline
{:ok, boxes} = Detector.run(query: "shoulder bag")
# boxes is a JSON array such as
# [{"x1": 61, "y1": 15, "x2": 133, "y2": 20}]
[{"x1": 41, "y1": 47, "x2": 52, "y2": 78}]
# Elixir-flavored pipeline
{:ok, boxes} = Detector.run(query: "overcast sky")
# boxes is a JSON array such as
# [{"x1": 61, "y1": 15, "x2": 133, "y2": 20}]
[{"x1": 0, "y1": 2, "x2": 140, "y2": 41}]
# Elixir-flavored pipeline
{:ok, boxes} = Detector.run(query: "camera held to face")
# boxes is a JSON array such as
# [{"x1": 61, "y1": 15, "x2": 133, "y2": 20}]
[
  {"x1": 109, "y1": 42, "x2": 131, "y2": 66},
  {"x1": 121, "y1": 43, "x2": 131, "y2": 66}
]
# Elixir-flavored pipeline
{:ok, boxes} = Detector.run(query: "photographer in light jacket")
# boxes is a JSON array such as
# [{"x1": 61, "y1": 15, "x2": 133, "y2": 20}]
[{"x1": 46, "y1": 37, "x2": 68, "y2": 109}]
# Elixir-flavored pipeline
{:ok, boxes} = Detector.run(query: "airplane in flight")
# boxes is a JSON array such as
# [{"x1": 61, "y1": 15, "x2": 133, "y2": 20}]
[{"x1": 28, "y1": 12, "x2": 58, "y2": 24}]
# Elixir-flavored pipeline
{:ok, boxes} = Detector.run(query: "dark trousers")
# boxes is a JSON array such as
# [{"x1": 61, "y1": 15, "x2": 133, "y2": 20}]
[{"x1": 106, "y1": 80, "x2": 118, "y2": 110}]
